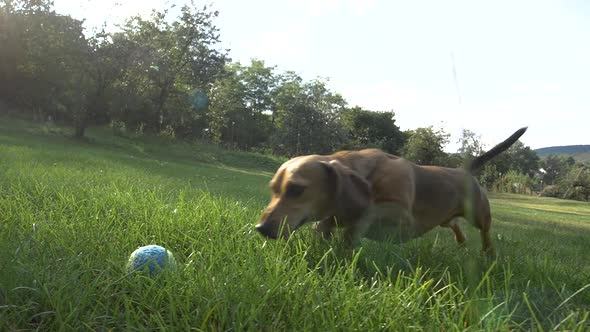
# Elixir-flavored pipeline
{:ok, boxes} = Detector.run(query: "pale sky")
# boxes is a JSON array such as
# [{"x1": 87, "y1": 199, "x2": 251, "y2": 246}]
[{"x1": 54, "y1": 0, "x2": 590, "y2": 151}]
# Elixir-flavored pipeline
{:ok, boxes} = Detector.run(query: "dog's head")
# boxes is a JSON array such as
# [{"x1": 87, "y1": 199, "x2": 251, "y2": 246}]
[{"x1": 256, "y1": 156, "x2": 371, "y2": 239}]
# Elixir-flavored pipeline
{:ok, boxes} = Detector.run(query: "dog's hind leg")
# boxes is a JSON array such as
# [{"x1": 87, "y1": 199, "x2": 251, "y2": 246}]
[
  {"x1": 463, "y1": 184, "x2": 496, "y2": 256},
  {"x1": 443, "y1": 218, "x2": 467, "y2": 246},
  {"x1": 455, "y1": 213, "x2": 494, "y2": 255},
  {"x1": 478, "y1": 215, "x2": 495, "y2": 256},
  {"x1": 472, "y1": 200, "x2": 495, "y2": 256}
]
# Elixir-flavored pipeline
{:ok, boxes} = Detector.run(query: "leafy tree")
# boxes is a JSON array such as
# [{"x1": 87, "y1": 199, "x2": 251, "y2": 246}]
[
  {"x1": 505, "y1": 141, "x2": 540, "y2": 176},
  {"x1": 0, "y1": 1, "x2": 27, "y2": 105},
  {"x1": 541, "y1": 154, "x2": 575, "y2": 185},
  {"x1": 116, "y1": 2, "x2": 227, "y2": 134},
  {"x1": 457, "y1": 129, "x2": 485, "y2": 160},
  {"x1": 538, "y1": 158, "x2": 589, "y2": 201},
  {"x1": 271, "y1": 74, "x2": 346, "y2": 156},
  {"x1": 561, "y1": 164, "x2": 590, "y2": 201},
  {"x1": 2, "y1": 0, "x2": 53, "y2": 13},
  {"x1": 71, "y1": 30, "x2": 132, "y2": 137},
  {"x1": 107, "y1": 32, "x2": 155, "y2": 131},
  {"x1": 241, "y1": 59, "x2": 277, "y2": 116},
  {"x1": 403, "y1": 126, "x2": 450, "y2": 165},
  {"x1": 479, "y1": 163, "x2": 499, "y2": 189},
  {"x1": 341, "y1": 107, "x2": 404, "y2": 154},
  {"x1": 208, "y1": 60, "x2": 275, "y2": 149},
  {"x1": 441, "y1": 153, "x2": 465, "y2": 168},
  {"x1": 0, "y1": 0, "x2": 91, "y2": 128},
  {"x1": 475, "y1": 140, "x2": 539, "y2": 189}
]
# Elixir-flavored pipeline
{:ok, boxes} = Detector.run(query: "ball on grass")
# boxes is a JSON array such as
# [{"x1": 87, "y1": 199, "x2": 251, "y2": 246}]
[{"x1": 127, "y1": 245, "x2": 177, "y2": 276}]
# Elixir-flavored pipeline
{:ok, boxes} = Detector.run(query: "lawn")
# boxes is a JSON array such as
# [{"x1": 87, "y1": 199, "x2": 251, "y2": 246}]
[{"x1": 1, "y1": 118, "x2": 589, "y2": 331}]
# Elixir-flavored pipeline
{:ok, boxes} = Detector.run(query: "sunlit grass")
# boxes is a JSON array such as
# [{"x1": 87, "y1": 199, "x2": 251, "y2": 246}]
[{"x1": 1, "y1": 118, "x2": 589, "y2": 330}]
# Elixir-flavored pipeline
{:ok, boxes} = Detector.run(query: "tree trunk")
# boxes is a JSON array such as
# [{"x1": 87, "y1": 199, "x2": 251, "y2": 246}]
[
  {"x1": 155, "y1": 83, "x2": 170, "y2": 132},
  {"x1": 74, "y1": 124, "x2": 86, "y2": 138},
  {"x1": 74, "y1": 117, "x2": 86, "y2": 138},
  {"x1": 74, "y1": 106, "x2": 88, "y2": 139}
]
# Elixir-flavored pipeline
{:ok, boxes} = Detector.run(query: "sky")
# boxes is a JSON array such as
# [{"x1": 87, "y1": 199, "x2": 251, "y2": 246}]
[{"x1": 54, "y1": 0, "x2": 590, "y2": 152}]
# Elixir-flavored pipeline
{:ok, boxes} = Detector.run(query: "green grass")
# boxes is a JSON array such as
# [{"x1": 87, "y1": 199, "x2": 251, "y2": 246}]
[{"x1": 1, "y1": 117, "x2": 589, "y2": 331}]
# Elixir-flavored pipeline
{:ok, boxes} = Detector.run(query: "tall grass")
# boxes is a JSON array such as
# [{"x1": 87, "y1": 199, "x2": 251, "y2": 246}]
[{"x1": 1, "y1": 118, "x2": 589, "y2": 330}]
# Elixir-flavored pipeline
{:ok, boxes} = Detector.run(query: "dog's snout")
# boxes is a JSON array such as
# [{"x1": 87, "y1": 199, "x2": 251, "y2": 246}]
[{"x1": 255, "y1": 223, "x2": 277, "y2": 239}]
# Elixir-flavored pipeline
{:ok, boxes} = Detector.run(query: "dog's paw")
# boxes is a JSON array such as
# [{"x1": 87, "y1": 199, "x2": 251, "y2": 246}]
[{"x1": 480, "y1": 247, "x2": 497, "y2": 259}]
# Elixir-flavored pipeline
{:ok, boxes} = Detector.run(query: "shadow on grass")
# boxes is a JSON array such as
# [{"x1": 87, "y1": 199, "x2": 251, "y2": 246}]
[
  {"x1": 0, "y1": 117, "x2": 283, "y2": 173},
  {"x1": 289, "y1": 212, "x2": 590, "y2": 328}
]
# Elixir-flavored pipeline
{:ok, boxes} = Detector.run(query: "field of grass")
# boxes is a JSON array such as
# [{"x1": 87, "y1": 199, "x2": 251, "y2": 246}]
[{"x1": 1, "y1": 117, "x2": 589, "y2": 331}]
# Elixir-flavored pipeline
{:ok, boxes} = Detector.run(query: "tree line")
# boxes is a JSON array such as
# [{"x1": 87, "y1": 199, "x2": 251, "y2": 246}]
[
  {"x1": 1, "y1": 0, "x2": 405, "y2": 156},
  {"x1": 1, "y1": 0, "x2": 588, "y2": 200}
]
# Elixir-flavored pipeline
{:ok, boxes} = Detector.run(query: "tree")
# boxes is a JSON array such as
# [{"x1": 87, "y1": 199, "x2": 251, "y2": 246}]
[
  {"x1": 403, "y1": 126, "x2": 450, "y2": 165},
  {"x1": 505, "y1": 141, "x2": 540, "y2": 177},
  {"x1": 458, "y1": 129, "x2": 485, "y2": 159},
  {"x1": 208, "y1": 60, "x2": 275, "y2": 149},
  {"x1": 541, "y1": 155, "x2": 574, "y2": 185},
  {"x1": 116, "y1": 1, "x2": 228, "y2": 134},
  {"x1": 0, "y1": 0, "x2": 92, "y2": 129},
  {"x1": 552, "y1": 163, "x2": 589, "y2": 201},
  {"x1": 271, "y1": 75, "x2": 347, "y2": 156},
  {"x1": 474, "y1": 139, "x2": 539, "y2": 189},
  {"x1": 69, "y1": 30, "x2": 130, "y2": 137},
  {"x1": 341, "y1": 107, "x2": 404, "y2": 154},
  {"x1": 1, "y1": 0, "x2": 53, "y2": 13},
  {"x1": 0, "y1": 0, "x2": 27, "y2": 105}
]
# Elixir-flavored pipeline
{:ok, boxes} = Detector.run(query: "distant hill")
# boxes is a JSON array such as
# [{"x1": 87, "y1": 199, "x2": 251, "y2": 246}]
[{"x1": 535, "y1": 145, "x2": 590, "y2": 163}]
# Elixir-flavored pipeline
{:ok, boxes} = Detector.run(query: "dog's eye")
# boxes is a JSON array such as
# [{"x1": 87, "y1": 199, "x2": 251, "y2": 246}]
[{"x1": 285, "y1": 183, "x2": 305, "y2": 198}]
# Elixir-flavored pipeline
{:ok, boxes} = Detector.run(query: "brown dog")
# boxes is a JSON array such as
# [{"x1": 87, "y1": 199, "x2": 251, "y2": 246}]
[{"x1": 256, "y1": 127, "x2": 527, "y2": 254}]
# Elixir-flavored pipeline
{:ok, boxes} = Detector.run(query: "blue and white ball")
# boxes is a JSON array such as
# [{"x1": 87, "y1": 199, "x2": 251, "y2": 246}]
[{"x1": 127, "y1": 245, "x2": 177, "y2": 276}]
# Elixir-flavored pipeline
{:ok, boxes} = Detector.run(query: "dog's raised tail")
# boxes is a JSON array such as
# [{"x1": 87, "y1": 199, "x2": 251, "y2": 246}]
[{"x1": 469, "y1": 127, "x2": 528, "y2": 173}]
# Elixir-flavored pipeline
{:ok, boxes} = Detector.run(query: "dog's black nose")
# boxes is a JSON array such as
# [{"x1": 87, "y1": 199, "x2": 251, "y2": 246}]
[{"x1": 255, "y1": 223, "x2": 276, "y2": 239}]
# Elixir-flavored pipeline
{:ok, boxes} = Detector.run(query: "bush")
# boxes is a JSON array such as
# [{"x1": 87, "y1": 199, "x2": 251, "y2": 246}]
[
  {"x1": 135, "y1": 122, "x2": 145, "y2": 136},
  {"x1": 564, "y1": 186, "x2": 590, "y2": 201},
  {"x1": 110, "y1": 120, "x2": 127, "y2": 137},
  {"x1": 559, "y1": 166, "x2": 590, "y2": 201},
  {"x1": 494, "y1": 170, "x2": 538, "y2": 195},
  {"x1": 158, "y1": 125, "x2": 176, "y2": 141}
]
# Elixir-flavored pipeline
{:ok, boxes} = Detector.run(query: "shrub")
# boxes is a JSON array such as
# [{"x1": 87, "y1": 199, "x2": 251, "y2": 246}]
[
  {"x1": 110, "y1": 120, "x2": 127, "y2": 137},
  {"x1": 159, "y1": 125, "x2": 176, "y2": 141}
]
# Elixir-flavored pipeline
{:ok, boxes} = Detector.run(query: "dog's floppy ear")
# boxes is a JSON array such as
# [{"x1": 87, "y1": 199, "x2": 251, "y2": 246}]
[{"x1": 321, "y1": 160, "x2": 371, "y2": 218}]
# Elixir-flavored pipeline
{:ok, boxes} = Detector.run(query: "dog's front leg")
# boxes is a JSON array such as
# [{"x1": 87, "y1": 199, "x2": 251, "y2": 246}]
[
  {"x1": 342, "y1": 213, "x2": 376, "y2": 248},
  {"x1": 313, "y1": 216, "x2": 337, "y2": 240},
  {"x1": 363, "y1": 203, "x2": 417, "y2": 243},
  {"x1": 315, "y1": 217, "x2": 370, "y2": 249}
]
